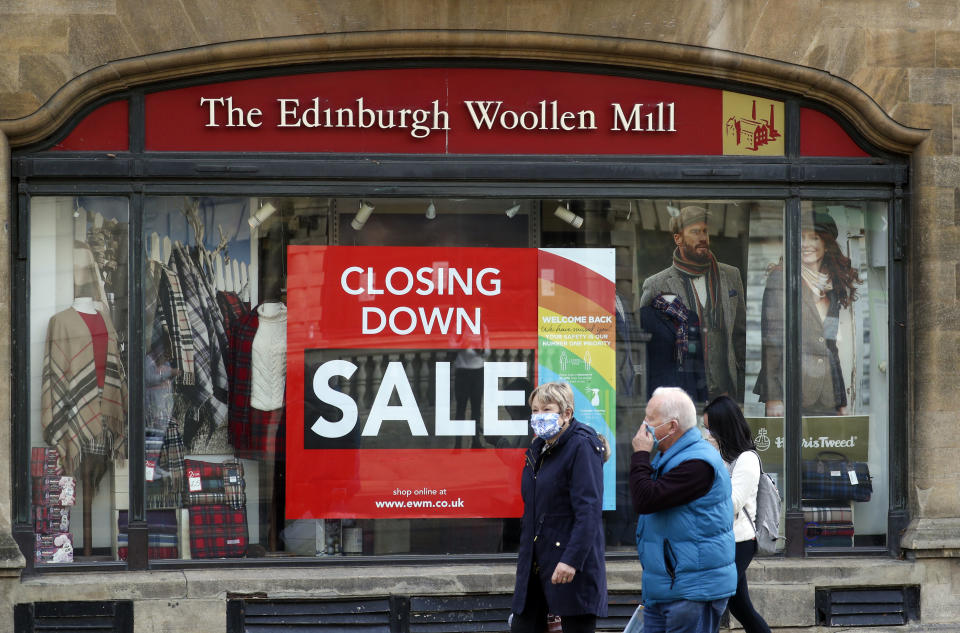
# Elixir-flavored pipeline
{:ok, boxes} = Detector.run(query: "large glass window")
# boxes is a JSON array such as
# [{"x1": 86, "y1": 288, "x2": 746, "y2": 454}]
[
  {"x1": 24, "y1": 192, "x2": 891, "y2": 562},
  {"x1": 29, "y1": 196, "x2": 129, "y2": 564}
]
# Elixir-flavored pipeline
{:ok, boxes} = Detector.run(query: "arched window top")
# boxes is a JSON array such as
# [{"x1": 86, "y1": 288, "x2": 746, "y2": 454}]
[{"x1": 1, "y1": 31, "x2": 926, "y2": 155}]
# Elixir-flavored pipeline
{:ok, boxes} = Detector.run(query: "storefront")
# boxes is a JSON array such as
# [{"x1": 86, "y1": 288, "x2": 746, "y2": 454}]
[{"x1": 0, "y1": 29, "x2": 948, "y2": 632}]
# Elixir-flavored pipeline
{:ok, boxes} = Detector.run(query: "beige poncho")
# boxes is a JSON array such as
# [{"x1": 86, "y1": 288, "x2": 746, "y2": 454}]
[{"x1": 41, "y1": 307, "x2": 127, "y2": 482}]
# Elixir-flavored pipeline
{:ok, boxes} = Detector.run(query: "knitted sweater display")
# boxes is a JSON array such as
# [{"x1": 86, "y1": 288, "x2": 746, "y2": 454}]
[
  {"x1": 228, "y1": 302, "x2": 287, "y2": 457},
  {"x1": 41, "y1": 307, "x2": 127, "y2": 481},
  {"x1": 250, "y1": 303, "x2": 287, "y2": 412}
]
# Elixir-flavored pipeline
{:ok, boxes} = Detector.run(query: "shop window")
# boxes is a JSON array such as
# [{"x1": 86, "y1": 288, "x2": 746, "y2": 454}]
[
  {"x1": 24, "y1": 191, "x2": 892, "y2": 562},
  {"x1": 29, "y1": 196, "x2": 129, "y2": 563}
]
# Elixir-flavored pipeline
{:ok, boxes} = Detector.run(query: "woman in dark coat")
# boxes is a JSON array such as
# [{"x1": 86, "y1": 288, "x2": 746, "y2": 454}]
[{"x1": 511, "y1": 381, "x2": 609, "y2": 633}]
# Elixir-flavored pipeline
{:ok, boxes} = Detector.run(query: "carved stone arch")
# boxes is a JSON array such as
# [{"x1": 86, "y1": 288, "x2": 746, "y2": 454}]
[{"x1": 0, "y1": 30, "x2": 927, "y2": 152}]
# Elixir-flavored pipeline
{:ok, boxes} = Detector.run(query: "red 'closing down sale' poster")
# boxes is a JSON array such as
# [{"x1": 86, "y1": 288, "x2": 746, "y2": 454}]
[
  {"x1": 286, "y1": 246, "x2": 616, "y2": 519},
  {"x1": 286, "y1": 246, "x2": 538, "y2": 519}
]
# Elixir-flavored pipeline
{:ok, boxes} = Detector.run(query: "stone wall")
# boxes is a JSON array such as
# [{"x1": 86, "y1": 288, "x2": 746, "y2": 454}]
[{"x1": 0, "y1": 0, "x2": 956, "y2": 542}]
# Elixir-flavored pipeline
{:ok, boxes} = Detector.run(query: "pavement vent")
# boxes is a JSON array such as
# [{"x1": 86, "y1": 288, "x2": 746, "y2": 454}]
[
  {"x1": 228, "y1": 598, "x2": 394, "y2": 633},
  {"x1": 815, "y1": 586, "x2": 920, "y2": 627},
  {"x1": 14, "y1": 600, "x2": 133, "y2": 633},
  {"x1": 409, "y1": 595, "x2": 513, "y2": 633}
]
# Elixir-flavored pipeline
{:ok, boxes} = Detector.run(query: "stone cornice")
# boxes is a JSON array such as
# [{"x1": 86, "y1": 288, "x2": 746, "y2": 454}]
[{"x1": 0, "y1": 30, "x2": 927, "y2": 153}]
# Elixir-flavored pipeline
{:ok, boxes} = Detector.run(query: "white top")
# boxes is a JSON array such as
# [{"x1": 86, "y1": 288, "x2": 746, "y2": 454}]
[
  {"x1": 728, "y1": 450, "x2": 760, "y2": 543},
  {"x1": 71, "y1": 297, "x2": 97, "y2": 314},
  {"x1": 250, "y1": 302, "x2": 287, "y2": 411}
]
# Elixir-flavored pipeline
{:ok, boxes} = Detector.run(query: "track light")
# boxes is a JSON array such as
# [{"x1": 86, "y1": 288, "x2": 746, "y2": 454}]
[
  {"x1": 248, "y1": 202, "x2": 278, "y2": 229},
  {"x1": 425, "y1": 200, "x2": 437, "y2": 220},
  {"x1": 351, "y1": 200, "x2": 375, "y2": 231},
  {"x1": 554, "y1": 202, "x2": 584, "y2": 229},
  {"x1": 505, "y1": 203, "x2": 521, "y2": 218}
]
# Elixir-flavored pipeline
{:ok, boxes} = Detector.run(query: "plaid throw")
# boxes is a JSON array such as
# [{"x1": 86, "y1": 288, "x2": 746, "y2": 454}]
[
  {"x1": 805, "y1": 522, "x2": 854, "y2": 537},
  {"x1": 227, "y1": 307, "x2": 260, "y2": 453},
  {"x1": 31, "y1": 447, "x2": 63, "y2": 477},
  {"x1": 170, "y1": 245, "x2": 228, "y2": 429},
  {"x1": 118, "y1": 546, "x2": 178, "y2": 561},
  {"x1": 158, "y1": 263, "x2": 196, "y2": 386},
  {"x1": 40, "y1": 308, "x2": 127, "y2": 478},
  {"x1": 117, "y1": 509, "x2": 178, "y2": 534},
  {"x1": 188, "y1": 504, "x2": 248, "y2": 558},
  {"x1": 802, "y1": 503, "x2": 853, "y2": 524},
  {"x1": 217, "y1": 291, "x2": 249, "y2": 338},
  {"x1": 184, "y1": 459, "x2": 246, "y2": 509}
]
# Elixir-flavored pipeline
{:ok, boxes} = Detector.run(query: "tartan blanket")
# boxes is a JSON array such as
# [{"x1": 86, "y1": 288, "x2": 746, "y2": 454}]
[
  {"x1": 184, "y1": 459, "x2": 246, "y2": 509},
  {"x1": 118, "y1": 546, "x2": 178, "y2": 561},
  {"x1": 188, "y1": 504, "x2": 248, "y2": 558},
  {"x1": 31, "y1": 447, "x2": 63, "y2": 477},
  {"x1": 802, "y1": 503, "x2": 853, "y2": 524},
  {"x1": 117, "y1": 509, "x2": 178, "y2": 534},
  {"x1": 805, "y1": 522, "x2": 855, "y2": 537}
]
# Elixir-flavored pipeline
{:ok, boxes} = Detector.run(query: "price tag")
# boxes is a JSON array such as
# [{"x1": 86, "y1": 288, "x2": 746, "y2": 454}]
[
  {"x1": 848, "y1": 469, "x2": 859, "y2": 486},
  {"x1": 145, "y1": 460, "x2": 156, "y2": 481},
  {"x1": 187, "y1": 468, "x2": 202, "y2": 492}
]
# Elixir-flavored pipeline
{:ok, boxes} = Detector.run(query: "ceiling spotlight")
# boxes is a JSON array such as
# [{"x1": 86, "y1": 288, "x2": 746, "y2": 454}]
[
  {"x1": 351, "y1": 200, "x2": 375, "y2": 231},
  {"x1": 505, "y1": 204, "x2": 521, "y2": 218},
  {"x1": 554, "y1": 202, "x2": 584, "y2": 229},
  {"x1": 248, "y1": 202, "x2": 278, "y2": 229},
  {"x1": 425, "y1": 200, "x2": 437, "y2": 220}
]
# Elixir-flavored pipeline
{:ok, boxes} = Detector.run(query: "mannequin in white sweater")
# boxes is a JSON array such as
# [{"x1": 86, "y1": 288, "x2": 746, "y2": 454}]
[{"x1": 250, "y1": 301, "x2": 287, "y2": 412}]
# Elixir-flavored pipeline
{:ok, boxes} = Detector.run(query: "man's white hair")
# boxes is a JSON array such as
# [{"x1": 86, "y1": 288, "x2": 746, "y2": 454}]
[{"x1": 651, "y1": 387, "x2": 697, "y2": 431}]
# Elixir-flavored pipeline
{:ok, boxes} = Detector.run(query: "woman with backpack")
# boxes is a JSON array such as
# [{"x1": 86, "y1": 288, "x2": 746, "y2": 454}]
[{"x1": 703, "y1": 395, "x2": 772, "y2": 633}]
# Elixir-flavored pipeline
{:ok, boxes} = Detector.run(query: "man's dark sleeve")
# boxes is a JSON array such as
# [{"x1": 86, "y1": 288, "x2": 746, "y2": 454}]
[{"x1": 629, "y1": 451, "x2": 715, "y2": 514}]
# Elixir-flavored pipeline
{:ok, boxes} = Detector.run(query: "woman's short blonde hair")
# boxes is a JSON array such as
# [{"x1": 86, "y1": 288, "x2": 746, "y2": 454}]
[{"x1": 529, "y1": 381, "x2": 575, "y2": 414}]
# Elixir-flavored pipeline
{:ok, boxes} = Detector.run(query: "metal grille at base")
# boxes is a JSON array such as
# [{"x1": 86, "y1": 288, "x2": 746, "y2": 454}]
[
  {"x1": 14, "y1": 601, "x2": 133, "y2": 633},
  {"x1": 815, "y1": 587, "x2": 920, "y2": 627}
]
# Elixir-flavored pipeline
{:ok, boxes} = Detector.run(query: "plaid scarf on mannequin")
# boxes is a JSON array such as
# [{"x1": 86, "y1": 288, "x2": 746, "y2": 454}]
[
  {"x1": 652, "y1": 292, "x2": 690, "y2": 364},
  {"x1": 671, "y1": 247, "x2": 721, "y2": 329}
]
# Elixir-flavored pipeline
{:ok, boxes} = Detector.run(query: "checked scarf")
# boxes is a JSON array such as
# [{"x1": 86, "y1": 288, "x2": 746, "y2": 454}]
[
  {"x1": 156, "y1": 261, "x2": 196, "y2": 386},
  {"x1": 170, "y1": 245, "x2": 229, "y2": 439},
  {"x1": 40, "y1": 307, "x2": 127, "y2": 481},
  {"x1": 672, "y1": 247, "x2": 722, "y2": 330},
  {"x1": 652, "y1": 293, "x2": 691, "y2": 365}
]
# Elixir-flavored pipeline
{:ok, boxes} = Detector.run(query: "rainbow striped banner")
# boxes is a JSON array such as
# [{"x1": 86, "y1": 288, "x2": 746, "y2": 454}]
[{"x1": 538, "y1": 248, "x2": 616, "y2": 510}]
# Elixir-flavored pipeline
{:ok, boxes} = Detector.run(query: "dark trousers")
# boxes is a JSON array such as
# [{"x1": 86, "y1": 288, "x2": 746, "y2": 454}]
[
  {"x1": 729, "y1": 539, "x2": 771, "y2": 633},
  {"x1": 512, "y1": 573, "x2": 597, "y2": 633}
]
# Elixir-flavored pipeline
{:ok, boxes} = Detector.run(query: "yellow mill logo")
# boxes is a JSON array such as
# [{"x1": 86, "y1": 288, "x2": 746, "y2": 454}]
[{"x1": 722, "y1": 91, "x2": 784, "y2": 156}]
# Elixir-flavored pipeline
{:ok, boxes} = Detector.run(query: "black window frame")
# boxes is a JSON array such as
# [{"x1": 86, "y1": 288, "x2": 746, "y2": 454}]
[{"x1": 9, "y1": 60, "x2": 910, "y2": 572}]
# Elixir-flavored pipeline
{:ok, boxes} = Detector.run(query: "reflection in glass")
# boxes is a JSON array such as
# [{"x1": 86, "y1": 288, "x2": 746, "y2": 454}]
[{"x1": 796, "y1": 202, "x2": 887, "y2": 549}]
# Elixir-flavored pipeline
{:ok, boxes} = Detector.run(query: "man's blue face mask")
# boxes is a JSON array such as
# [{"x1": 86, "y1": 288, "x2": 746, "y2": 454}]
[
  {"x1": 530, "y1": 412, "x2": 564, "y2": 439},
  {"x1": 643, "y1": 418, "x2": 676, "y2": 455}
]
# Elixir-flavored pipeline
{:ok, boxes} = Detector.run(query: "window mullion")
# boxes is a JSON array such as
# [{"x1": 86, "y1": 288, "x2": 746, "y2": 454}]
[{"x1": 784, "y1": 193, "x2": 804, "y2": 556}]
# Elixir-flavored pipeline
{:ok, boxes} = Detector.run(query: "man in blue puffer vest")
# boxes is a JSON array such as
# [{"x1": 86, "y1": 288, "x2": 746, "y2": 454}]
[{"x1": 630, "y1": 386, "x2": 736, "y2": 633}]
